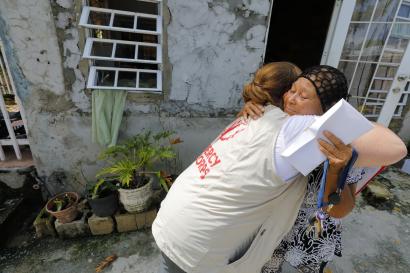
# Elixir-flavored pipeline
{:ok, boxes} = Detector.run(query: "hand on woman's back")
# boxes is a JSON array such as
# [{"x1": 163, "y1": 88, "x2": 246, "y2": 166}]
[{"x1": 238, "y1": 101, "x2": 265, "y2": 119}]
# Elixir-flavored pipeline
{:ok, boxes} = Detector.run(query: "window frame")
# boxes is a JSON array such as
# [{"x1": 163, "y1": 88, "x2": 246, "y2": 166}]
[
  {"x1": 79, "y1": 0, "x2": 163, "y2": 93},
  {"x1": 87, "y1": 66, "x2": 162, "y2": 92},
  {"x1": 83, "y1": 38, "x2": 161, "y2": 64}
]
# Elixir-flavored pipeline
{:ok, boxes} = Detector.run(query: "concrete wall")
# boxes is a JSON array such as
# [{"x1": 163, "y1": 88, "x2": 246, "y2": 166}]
[{"x1": 0, "y1": 0, "x2": 271, "y2": 194}]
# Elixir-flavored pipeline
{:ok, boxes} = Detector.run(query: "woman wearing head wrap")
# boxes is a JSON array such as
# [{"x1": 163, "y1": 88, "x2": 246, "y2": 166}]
[{"x1": 240, "y1": 65, "x2": 407, "y2": 273}]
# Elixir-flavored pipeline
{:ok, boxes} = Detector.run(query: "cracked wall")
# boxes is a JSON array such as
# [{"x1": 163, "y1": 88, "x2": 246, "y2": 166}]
[
  {"x1": 0, "y1": 0, "x2": 271, "y2": 194},
  {"x1": 166, "y1": 0, "x2": 269, "y2": 108}
]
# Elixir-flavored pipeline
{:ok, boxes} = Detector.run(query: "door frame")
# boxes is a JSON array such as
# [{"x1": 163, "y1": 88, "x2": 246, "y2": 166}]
[
  {"x1": 378, "y1": 45, "x2": 410, "y2": 125},
  {"x1": 322, "y1": 0, "x2": 410, "y2": 126},
  {"x1": 321, "y1": 0, "x2": 356, "y2": 67}
]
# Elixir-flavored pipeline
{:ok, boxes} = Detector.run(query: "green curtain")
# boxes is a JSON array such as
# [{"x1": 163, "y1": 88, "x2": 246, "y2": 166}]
[{"x1": 92, "y1": 90, "x2": 127, "y2": 147}]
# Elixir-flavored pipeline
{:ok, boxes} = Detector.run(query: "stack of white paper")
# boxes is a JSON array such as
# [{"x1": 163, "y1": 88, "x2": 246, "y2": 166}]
[{"x1": 281, "y1": 99, "x2": 374, "y2": 176}]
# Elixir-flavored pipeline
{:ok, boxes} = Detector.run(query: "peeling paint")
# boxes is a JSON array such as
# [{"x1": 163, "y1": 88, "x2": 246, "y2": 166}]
[
  {"x1": 167, "y1": 0, "x2": 268, "y2": 108},
  {"x1": 0, "y1": 0, "x2": 65, "y2": 95},
  {"x1": 56, "y1": 12, "x2": 73, "y2": 29},
  {"x1": 246, "y1": 25, "x2": 267, "y2": 49},
  {"x1": 56, "y1": 0, "x2": 74, "y2": 9}
]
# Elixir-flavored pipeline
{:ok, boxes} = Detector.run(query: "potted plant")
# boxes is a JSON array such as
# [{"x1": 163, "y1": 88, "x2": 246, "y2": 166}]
[
  {"x1": 45, "y1": 192, "x2": 79, "y2": 223},
  {"x1": 97, "y1": 130, "x2": 177, "y2": 213},
  {"x1": 87, "y1": 178, "x2": 119, "y2": 217},
  {"x1": 162, "y1": 136, "x2": 183, "y2": 188}
]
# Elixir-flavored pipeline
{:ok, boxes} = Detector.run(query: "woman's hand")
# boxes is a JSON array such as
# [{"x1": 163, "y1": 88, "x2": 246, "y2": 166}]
[
  {"x1": 318, "y1": 131, "x2": 352, "y2": 172},
  {"x1": 318, "y1": 131, "x2": 355, "y2": 218},
  {"x1": 237, "y1": 101, "x2": 264, "y2": 119}
]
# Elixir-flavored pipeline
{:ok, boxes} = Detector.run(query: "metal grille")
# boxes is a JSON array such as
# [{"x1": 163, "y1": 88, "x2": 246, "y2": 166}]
[{"x1": 79, "y1": 0, "x2": 163, "y2": 93}]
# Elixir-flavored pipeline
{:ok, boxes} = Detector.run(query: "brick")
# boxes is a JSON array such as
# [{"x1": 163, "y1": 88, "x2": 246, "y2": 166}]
[
  {"x1": 34, "y1": 217, "x2": 56, "y2": 238},
  {"x1": 135, "y1": 209, "x2": 157, "y2": 229},
  {"x1": 55, "y1": 213, "x2": 90, "y2": 238},
  {"x1": 114, "y1": 209, "x2": 157, "y2": 233},
  {"x1": 135, "y1": 212, "x2": 145, "y2": 229},
  {"x1": 88, "y1": 214, "x2": 114, "y2": 235},
  {"x1": 115, "y1": 212, "x2": 137, "y2": 233},
  {"x1": 144, "y1": 209, "x2": 157, "y2": 228},
  {"x1": 33, "y1": 207, "x2": 56, "y2": 238}
]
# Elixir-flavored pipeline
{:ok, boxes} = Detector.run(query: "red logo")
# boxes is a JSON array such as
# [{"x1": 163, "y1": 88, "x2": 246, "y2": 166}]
[
  {"x1": 196, "y1": 118, "x2": 248, "y2": 179},
  {"x1": 196, "y1": 144, "x2": 221, "y2": 179},
  {"x1": 219, "y1": 118, "x2": 248, "y2": 141}
]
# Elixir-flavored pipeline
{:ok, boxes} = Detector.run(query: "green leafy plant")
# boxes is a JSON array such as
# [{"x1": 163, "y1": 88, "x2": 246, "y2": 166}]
[
  {"x1": 50, "y1": 193, "x2": 75, "y2": 212},
  {"x1": 97, "y1": 130, "x2": 178, "y2": 191},
  {"x1": 87, "y1": 178, "x2": 119, "y2": 200}
]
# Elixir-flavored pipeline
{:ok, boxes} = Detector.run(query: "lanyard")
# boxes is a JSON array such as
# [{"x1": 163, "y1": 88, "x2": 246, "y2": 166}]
[{"x1": 317, "y1": 149, "x2": 358, "y2": 209}]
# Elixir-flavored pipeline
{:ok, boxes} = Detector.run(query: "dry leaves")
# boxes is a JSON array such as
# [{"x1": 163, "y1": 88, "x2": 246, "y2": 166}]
[
  {"x1": 160, "y1": 170, "x2": 174, "y2": 187},
  {"x1": 170, "y1": 137, "x2": 183, "y2": 145},
  {"x1": 95, "y1": 255, "x2": 118, "y2": 272}
]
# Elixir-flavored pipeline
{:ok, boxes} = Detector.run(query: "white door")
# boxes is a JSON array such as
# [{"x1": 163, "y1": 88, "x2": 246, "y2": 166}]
[{"x1": 323, "y1": 0, "x2": 410, "y2": 126}]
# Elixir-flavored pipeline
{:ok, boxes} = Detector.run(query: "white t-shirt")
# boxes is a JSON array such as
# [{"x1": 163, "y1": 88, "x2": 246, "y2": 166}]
[{"x1": 274, "y1": 115, "x2": 316, "y2": 182}]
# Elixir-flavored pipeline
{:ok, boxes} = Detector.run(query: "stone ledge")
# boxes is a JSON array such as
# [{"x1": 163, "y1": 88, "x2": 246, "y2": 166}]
[
  {"x1": 55, "y1": 212, "x2": 90, "y2": 238},
  {"x1": 114, "y1": 209, "x2": 157, "y2": 233},
  {"x1": 88, "y1": 214, "x2": 114, "y2": 235},
  {"x1": 33, "y1": 206, "x2": 56, "y2": 238}
]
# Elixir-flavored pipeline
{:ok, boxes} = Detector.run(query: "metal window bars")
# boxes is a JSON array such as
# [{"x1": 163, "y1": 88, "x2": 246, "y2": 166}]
[
  {"x1": 83, "y1": 38, "x2": 161, "y2": 64},
  {"x1": 87, "y1": 66, "x2": 162, "y2": 92},
  {"x1": 79, "y1": 1, "x2": 163, "y2": 92}
]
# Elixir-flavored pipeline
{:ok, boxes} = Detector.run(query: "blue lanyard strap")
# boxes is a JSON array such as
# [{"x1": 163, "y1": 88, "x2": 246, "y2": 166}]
[{"x1": 317, "y1": 149, "x2": 358, "y2": 209}]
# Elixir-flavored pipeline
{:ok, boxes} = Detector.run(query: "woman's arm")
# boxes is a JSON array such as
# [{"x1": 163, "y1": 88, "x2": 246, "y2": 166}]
[
  {"x1": 313, "y1": 125, "x2": 405, "y2": 219},
  {"x1": 239, "y1": 102, "x2": 357, "y2": 217},
  {"x1": 239, "y1": 101, "x2": 408, "y2": 167},
  {"x1": 352, "y1": 123, "x2": 407, "y2": 167}
]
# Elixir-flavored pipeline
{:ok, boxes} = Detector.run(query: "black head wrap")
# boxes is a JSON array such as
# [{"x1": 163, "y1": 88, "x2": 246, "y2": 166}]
[{"x1": 299, "y1": 65, "x2": 348, "y2": 112}]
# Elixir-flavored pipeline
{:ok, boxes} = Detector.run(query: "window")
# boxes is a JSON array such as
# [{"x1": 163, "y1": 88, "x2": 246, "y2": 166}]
[
  {"x1": 398, "y1": 2, "x2": 410, "y2": 19},
  {"x1": 80, "y1": 0, "x2": 163, "y2": 92}
]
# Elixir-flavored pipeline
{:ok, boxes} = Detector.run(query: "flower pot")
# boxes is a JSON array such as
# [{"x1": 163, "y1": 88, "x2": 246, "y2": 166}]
[
  {"x1": 45, "y1": 192, "x2": 79, "y2": 224},
  {"x1": 118, "y1": 178, "x2": 153, "y2": 213},
  {"x1": 88, "y1": 191, "x2": 119, "y2": 217}
]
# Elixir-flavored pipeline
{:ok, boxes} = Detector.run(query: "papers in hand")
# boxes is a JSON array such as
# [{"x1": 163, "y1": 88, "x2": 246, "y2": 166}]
[{"x1": 281, "y1": 99, "x2": 374, "y2": 176}]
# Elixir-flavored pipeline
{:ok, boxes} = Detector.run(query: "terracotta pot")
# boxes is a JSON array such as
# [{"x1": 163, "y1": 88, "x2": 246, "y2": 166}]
[
  {"x1": 46, "y1": 192, "x2": 79, "y2": 224},
  {"x1": 118, "y1": 178, "x2": 153, "y2": 213}
]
